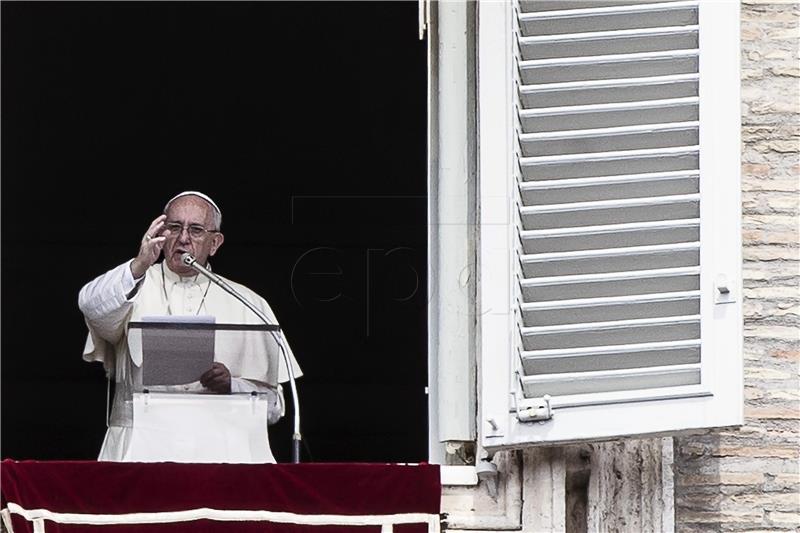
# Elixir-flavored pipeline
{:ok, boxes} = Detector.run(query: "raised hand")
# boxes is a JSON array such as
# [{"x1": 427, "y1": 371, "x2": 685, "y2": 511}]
[{"x1": 130, "y1": 214, "x2": 170, "y2": 279}]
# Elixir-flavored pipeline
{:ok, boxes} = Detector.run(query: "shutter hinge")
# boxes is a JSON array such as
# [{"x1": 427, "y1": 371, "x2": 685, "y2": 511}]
[{"x1": 515, "y1": 394, "x2": 554, "y2": 423}]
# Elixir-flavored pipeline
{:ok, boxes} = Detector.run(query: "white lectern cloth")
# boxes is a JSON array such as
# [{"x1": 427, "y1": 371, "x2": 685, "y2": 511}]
[{"x1": 128, "y1": 393, "x2": 275, "y2": 464}]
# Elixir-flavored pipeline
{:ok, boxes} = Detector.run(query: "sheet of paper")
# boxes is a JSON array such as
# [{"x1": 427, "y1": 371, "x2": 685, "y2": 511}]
[{"x1": 141, "y1": 315, "x2": 215, "y2": 386}]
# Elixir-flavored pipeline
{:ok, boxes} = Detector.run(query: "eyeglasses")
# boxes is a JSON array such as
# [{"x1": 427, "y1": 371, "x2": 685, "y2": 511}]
[{"x1": 164, "y1": 222, "x2": 219, "y2": 239}]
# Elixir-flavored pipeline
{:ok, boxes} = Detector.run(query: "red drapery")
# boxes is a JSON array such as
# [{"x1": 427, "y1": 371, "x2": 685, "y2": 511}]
[{"x1": 1, "y1": 460, "x2": 441, "y2": 533}]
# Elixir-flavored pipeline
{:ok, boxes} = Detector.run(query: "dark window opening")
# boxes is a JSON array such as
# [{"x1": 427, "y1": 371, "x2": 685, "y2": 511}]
[{"x1": 1, "y1": 1, "x2": 428, "y2": 463}]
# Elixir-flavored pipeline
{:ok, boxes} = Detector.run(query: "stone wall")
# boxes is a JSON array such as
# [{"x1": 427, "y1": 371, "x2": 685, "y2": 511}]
[{"x1": 673, "y1": 1, "x2": 800, "y2": 531}]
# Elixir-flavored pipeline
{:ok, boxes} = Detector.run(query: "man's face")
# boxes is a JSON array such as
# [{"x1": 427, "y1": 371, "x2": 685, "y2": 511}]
[{"x1": 162, "y1": 196, "x2": 224, "y2": 276}]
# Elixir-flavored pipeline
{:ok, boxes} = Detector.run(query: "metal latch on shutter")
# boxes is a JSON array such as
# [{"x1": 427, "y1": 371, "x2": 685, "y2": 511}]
[
  {"x1": 714, "y1": 275, "x2": 737, "y2": 305},
  {"x1": 513, "y1": 369, "x2": 554, "y2": 423},
  {"x1": 515, "y1": 393, "x2": 553, "y2": 423}
]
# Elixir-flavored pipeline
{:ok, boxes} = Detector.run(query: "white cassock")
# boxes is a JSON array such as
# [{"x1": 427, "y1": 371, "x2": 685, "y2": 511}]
[{"x1": 79, "y1": 260, "x2": 302, "y2": 462}]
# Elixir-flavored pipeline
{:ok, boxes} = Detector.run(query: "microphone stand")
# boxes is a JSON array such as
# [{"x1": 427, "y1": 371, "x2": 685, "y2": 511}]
[{"x1": 182, "y1": 253, "x2": 302, "y2": 463}]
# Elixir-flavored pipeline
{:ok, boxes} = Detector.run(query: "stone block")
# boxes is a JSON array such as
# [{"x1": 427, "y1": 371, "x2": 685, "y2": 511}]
[
  {"x1": 746, "y1": 387, "x2": 800, "y2": 402},
  {"x1": 741, "y1": 26, "x2": 765, "y2": 41},
  {"x1": 742, "y1": 179, "x2": 798, "y2": 192},
  {"x1": 767, "y1": 28, "x2": 800, "y2": 41},
  {"x1": 747, "y1": 98, "x2": 800, "y2": 115},
  {"x1": 715, "y1": 445, "x2": 799, "y2": 459},
  {"x1": 679, "y1": 509, "x2": 765, "y2": 524},
  {"x1": 743, "y1": 246, "x2": 800, "y2": 261},
  {"x1": 743, "y1": 67, "x2": 766, "y2": 79},
  {"x1": 744, "y1": 406, "x2": 800, "y2": 420},
  {"x1": 677, "y1": 473, "x2": 765, "y2": 486},
  {"x1": 743, "y1": 300, "x2": 800, "y2": 321},
  {"x1": 742, "y1": 162, "x2": 771, "y2": 175},
  {"x1": 717, "y1": 456, "x2": 799, "y2": 475},
  {"x1": 771, "y1": 472, "x2": 800, "y2": 485},
  {"x1": 771, "y1": 66, "x2": 800, "y2": 77},
  {"x1": 743, "y1": 286, "x2": 800, "y2": 299},
  {"x1": 743, "y1": 261, "x2": 800, "y2": 281},
  {"x1": 769, "y1": 347, "x2": 799, "y2": 360},
  {"x1": 743, "y1": 325, "x2": 800, "y2": 341},
  {"x1": 742, "y1": 229, "x2": 799, "y2": 244},
  {"x1": 726, "y1": 492, "x2": 800, "y2": 512},
  {"x1": 766, "y1": 511, "x2": 800, "y2": 525},
  {"x1": 743, "y1": 215, "x2": 800, "y2": 227},
  {"x1": 763, "y1": 49, "x2": 797, "y2": 61},
  {"x1": 743, "y1": 192, "x2": 799, "y2": 213},
  {"x1": 743, "y1": 364, "x2": 796, "y2": 379}
]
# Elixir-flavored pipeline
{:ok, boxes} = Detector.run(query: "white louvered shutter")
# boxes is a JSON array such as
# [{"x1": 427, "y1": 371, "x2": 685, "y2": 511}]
[{"x1": 478, "y1": 0, "x2": 742, "y2": 449}]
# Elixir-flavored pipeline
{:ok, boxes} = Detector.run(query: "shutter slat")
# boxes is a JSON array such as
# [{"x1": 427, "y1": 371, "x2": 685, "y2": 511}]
[
  {"x1": 520, "y1": 98, "x2": 700, "y2": 136},
  {"x1": 522, "y1": 254, "x2": 699, "y2": 278},
  {"x1": 522, "y1": 291, "x2": 700, "y2": 327},
  {"x1": 522, "y1": 155, "x2": 699, "y2": 181},
  {"x1": 519, "y1": 56, "x2": 697, "y2": 84},
  {"x1": 520, "y1": 193, "x2": 699, "y2": 214},
  {"x1": 521, "y1": 265, "x2": 700, "y2": 286},
  {"x1": 520, "y1": 96, "x2": 698, "y2": 117},
  {"x1": 521, "y1": 73, "x2": 699, "y2": 93},
  {"x1": 520, "y1": 0, "x2": 687, "y2": 13},
  {"x1": 518, "y1": 1, "x2": 698, "y2": 21},
  {"x1": 522, "y1": 315, "x2": 700, "y2": 335},
  {"x1": 520, "y1": 122, "x2": 698, "y2": 156},
  {"x1": 522, "y1": 363, "x2": 701, "y2": 384},
  {"x1": 519, "y1": 3, "x2": 697, "y2": 37},
  {"x1": 520, "y1": 363, "x2": 701, "y2": 397},
  {"x1": 522, "y1": 341, "x2": 702, "y2": 381},
  {"x1": 522, "y1": 272, "x2": 699, "y2": 304},
  {"x1": 519, "y1": 22, "x2": 699, "y2": 61},
  {"x1": 521, "y1": 218, "x2": 699, "y2": 238},
  {"x1": 521, "y1": 177, "x2": 698, "y2": 203},
  {"x1": 521, "y1": 247, "x2": 699, "y2": 280},
  {"x1": 521, "y1": 314, "x2": 699, "y2": 335},
  {"x1": 523, "y1": 183, "x2": 699, "y2": 205},
  {"x1": 520, "y1": 170, "x2": 698, "y2": 189},
  {"x1": 521, "y1": 241, "x2": 699, "y2": 262},
  {"x1": 520, "y1": 146, "x2": 698, "y2": 165},
  {"x1": 519, "y1": 25, "x2": 699, "y2": 44},
  {"x1": 522, "y1": 338, "x2": 700, "y2": 359},
  {"x1": 522, "y1": 227, "x2": 699, "y2": 254},
  {"x1": 521, "y1": 198, "x2": 698, "y2": 230},
  {"x1": 521, "y1": 35, "x2": 698, "y2": 62},
  {"x1": 519, "y1": 48, "x2": 698, "y2": 69},
  {"x1": 519, "y1": 121, "x2": 698, "y2": 142},
  {"x1": 523, "y1": 349, "x2": 702, "y2": 382},
  {"x1": 522, "y1": 318, "x2": 700, "y2": 351},
  {"x1": 522, "y1": 290, "x2": 700, "y2": 311},
  {"x1": 520, "y1": 75, "x2": 699, "y2": 107},
  {"x1": 522, "y1": 276, "x2": 699, "y2": 303}
]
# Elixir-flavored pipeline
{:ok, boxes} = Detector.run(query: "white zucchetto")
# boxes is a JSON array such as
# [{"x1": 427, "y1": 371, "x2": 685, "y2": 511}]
[{"x1": 164, "y1": 191, "x2": 222, "y2": 216}]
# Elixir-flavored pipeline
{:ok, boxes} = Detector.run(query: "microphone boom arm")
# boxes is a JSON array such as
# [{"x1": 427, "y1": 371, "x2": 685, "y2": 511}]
[{"x1": 182, "y1": 253, "x2": 302, "y2": 463}]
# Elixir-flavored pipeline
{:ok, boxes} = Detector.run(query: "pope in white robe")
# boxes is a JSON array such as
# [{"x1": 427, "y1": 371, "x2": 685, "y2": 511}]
[{"x1": 78, "y1": 191, "x2": 302, "y2": 462}]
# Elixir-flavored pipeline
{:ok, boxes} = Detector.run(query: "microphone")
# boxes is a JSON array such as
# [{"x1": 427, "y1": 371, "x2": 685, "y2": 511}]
[{"x1": 181, "y1": 252, "x2": 303, "y2": 463}]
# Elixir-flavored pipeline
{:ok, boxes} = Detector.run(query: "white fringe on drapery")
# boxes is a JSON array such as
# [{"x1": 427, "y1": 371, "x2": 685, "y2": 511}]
[{"x1": 1, "y1": 503, "x2": 441, "y2": 533}]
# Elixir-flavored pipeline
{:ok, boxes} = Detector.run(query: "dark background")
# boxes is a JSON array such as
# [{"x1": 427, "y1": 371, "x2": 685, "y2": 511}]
[{"x1": 2, "y1": 1, "x2": 428, "y2": 463}]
